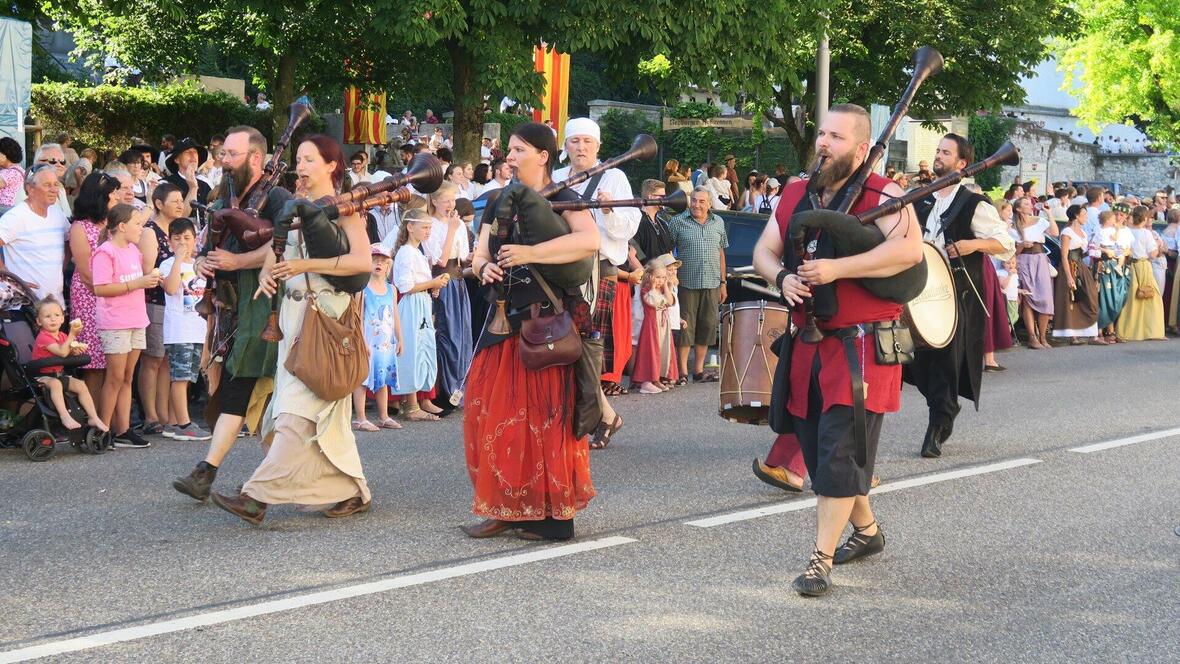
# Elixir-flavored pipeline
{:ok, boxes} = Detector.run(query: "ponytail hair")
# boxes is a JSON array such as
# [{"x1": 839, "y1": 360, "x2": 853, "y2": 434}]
[
  {"x1": 396, "y1": 209, "x2": 429, "y2": 252},
  {"x1": 100, "y1": 203, "x2": 137, "y2": 243}
]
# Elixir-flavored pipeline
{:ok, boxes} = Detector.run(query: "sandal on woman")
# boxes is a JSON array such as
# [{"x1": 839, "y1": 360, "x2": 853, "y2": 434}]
[
  {"x1": 377, "y1": 417, "x2": 402, "y2": 430},
  {"x1": 352, "y1": 419, "x2": 379, "y2": 432},
  {"x1": 602, "y1": 381, "x2": 624, "y2": 397},
  {"x1": 590, "y1": 414, "x2": 623, "y2": 450},
  {"x1": 403, "y1": 408, "x2": 440, "y2": 422},
  {"x1": 674, "y1": 376, "x2": 689, "y2": 386},
  {"x1": 1070, "y1": 338, "x2": 1086, "y2": 346},
  {"x1": 1088, "y1": 337, "x2": 1109, "y2": 345}
]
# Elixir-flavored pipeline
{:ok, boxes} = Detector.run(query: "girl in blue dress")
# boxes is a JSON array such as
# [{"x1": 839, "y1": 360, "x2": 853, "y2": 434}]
[{"x1": 353, "y1": 243, "x2": 404, "y2": 431}]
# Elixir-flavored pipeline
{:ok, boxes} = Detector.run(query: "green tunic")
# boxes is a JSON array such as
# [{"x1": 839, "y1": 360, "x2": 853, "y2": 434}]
[{"x1": 207, "y1": 186, "x2": 292, "y2": 379}]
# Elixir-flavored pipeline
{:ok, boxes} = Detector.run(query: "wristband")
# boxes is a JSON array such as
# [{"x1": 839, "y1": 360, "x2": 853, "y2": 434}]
[{"x1": 776, "y1": 268, "x2": 791, "y2": 291}]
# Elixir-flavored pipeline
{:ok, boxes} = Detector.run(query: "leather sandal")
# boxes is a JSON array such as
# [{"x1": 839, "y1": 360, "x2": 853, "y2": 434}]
[
  {"x1": 833, "y1": 522, "x2": 885, "y2": 565},
  {"x1": 324, "y1": 496, "x2": 371, "y2": 518},
  {"x1": 590, "y1": 414, "x2": 623, "y2": 450},
  {"x1": 791, "y1": 549, "x2": 834, "y2": 597},
  {"x1": 461, "y1": 519, "x2": 512, "y2": 538}
]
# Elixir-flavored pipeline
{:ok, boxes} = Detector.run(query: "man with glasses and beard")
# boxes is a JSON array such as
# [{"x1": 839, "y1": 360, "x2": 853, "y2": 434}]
[
  {"x1": 751, "y1": 104, "x2": 923, "y2": 596},
  {"x1": 172, "y1": 126, "x2": 291, "y2": 503},
  {"x1": 904, "y1": 134, "x2": 1014, "y2": 459}
]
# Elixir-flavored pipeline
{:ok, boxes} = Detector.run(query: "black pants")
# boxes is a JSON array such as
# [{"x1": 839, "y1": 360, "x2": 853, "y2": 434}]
[
  {"x1": 906, "y1": 344, "x2": 961, "y2": 427},
  {"x1": 217, "y1": 374, "x2": 258, "y2": 418},
  {"x1": 790, "y1": 353, "x2": 882, "y2": 498}
]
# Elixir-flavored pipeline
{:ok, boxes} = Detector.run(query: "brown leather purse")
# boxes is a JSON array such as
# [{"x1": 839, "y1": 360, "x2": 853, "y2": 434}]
[
  {"x1": 283, "y1": 246, "x2": 371, "y2": 401},
  {"x1": 518, "y1": 266, "x2": 582, "y2": 371}
]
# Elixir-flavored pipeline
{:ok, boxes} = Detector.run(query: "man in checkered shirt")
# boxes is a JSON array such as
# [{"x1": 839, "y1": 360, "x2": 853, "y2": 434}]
[{"x1": 666, "y1": 186, "x2": 728, "y2": 381}]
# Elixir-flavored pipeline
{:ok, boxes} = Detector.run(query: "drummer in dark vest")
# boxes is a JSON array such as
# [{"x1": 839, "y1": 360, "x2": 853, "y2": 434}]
[
  {"x1": 752, "y1": 104, "x2": 923, "y2": 596},
  {"x1": 904, "y1": 134, "x2": 1015, "y2": 459}
]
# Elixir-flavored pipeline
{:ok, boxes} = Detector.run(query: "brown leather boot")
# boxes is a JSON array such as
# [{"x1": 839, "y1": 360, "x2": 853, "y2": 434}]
[
  {"x1": 324, "y1": 496, "x2": 371, "y2": 518},
  {"x1": 210, "y1": 492, "x2": 267, "y2": 525},
  {"x1": 172, "y1": 464, "x2": 216, "y2": 501}
]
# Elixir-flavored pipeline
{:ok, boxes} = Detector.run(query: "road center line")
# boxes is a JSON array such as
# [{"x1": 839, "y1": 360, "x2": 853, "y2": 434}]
[
  {"x1": 684, "y1": 458, "x2": 1042, "y2": 528},
  {"x1": 1067, "y1": 427, "x2": 1180, "y2": 454},
  {"x1": 0, "y1": 536, "x2": 637, "y2": 664}
]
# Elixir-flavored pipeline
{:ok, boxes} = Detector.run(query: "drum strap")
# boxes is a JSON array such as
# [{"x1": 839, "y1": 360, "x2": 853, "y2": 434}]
[{"x1": 833, "y1": 326, "x2": 868, "y2": 468}]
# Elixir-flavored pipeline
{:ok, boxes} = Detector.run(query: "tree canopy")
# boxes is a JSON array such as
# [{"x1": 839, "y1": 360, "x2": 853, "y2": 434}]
[
  {"x1": 656, "y1": 0, "x2": 1076, "y2": 164},
  {"x1": 1058, "y1": 0, "x2": 1180, "y2": 149}
]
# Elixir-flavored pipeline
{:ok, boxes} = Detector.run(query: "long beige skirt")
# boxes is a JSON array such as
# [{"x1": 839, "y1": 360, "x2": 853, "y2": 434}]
[{"x1": 242, "y1": 412, "x2": 371, "y2": 506}]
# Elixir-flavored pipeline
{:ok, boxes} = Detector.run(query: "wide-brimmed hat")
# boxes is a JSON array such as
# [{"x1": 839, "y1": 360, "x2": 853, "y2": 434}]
[{"x1": 165, "y1": 137, "x2": 208, "y2": 174}]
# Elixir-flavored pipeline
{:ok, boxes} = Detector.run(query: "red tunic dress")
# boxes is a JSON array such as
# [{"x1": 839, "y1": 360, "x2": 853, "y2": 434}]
[{"x1": 774, "y1": 176, "x2": 904, "y2": 419}]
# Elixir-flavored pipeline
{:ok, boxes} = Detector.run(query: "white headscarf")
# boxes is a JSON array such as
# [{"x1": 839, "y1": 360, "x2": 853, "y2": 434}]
[{"x1": 559, "y1": 117, "x2": 601, "y2": 163}]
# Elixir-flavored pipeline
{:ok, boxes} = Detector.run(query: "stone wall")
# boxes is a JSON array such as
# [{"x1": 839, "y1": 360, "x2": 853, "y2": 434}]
[
  {"x1": 587, "y1": 99, "x2": 662, "y2": 124},
  {"x1": 998, "y1": 120, "x2": 1179, "y2": 194}
]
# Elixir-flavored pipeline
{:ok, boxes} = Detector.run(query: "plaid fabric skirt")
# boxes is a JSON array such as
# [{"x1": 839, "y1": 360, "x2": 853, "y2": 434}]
[{"x1": 592, "y1": 277, "x2": 617, "y2": 366}]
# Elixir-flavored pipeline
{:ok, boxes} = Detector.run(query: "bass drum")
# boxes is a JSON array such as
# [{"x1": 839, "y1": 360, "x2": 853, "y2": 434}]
[
  {"x1": 719, "y1": 300, "x2": 791, "y2": 424},
  {"x1": 902, "y1": 241, "x2": 957, "y2": 348}
]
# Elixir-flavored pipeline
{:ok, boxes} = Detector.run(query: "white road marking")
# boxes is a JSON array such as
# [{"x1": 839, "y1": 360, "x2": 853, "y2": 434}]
[
  {"x1": 0, "y1": 536, "x2": 637, "y2": 663},
  {"x1": 684, "y1": 458, "x2": 1043, "y2": 528},
  {"x1": 1067, "y1": 427, "x2": 1180, "y2": 454}
]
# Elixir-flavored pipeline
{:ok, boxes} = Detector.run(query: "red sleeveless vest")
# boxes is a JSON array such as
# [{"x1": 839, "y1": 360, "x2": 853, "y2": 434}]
[{"x1": 775, "y1": 173, "x2": 903, "y2": 416}]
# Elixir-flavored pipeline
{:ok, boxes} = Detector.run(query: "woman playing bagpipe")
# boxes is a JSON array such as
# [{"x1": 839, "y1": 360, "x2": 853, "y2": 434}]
[
  {"x1": 210, "y1": 135, "x2": 373, "y2": 525},
  {"x1": 461, "y1": 122, "x2": 601, "y2": 542}
]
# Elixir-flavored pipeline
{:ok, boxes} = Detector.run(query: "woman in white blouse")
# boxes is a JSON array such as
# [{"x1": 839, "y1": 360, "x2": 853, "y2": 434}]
[
  {"x1": 423, "y1": 182, "x2": 473, "y2": 408},
  {"x1": 1115, "y1": 205, "x2": 1165, "y2": 340},
  {"x1": 392, "y1": 209, "x2": 450, "y2": 420}
]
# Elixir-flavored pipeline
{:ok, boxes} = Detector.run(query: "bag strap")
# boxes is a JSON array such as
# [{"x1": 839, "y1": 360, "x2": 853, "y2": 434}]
[
  {"x1": 527, "y1": 264, "x2": 565, "y2": 314},
  {"x1": 581, "y1": 172, "x2": 605, "y2": 202}
]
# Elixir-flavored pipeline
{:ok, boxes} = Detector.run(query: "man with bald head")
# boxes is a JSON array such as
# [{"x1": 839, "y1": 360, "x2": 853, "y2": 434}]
[
  {"x1": 752, "y1": 103, "x2": 923, "y2": 596},
  {"x1": 0, "y1": 166, "x2": 71, "y2": 301}
]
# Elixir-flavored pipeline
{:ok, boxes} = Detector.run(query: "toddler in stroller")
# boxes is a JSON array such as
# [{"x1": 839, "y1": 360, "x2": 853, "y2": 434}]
[
  {"x1": 0, "y1": 274, "x2": 111, "y2": 460},
  {"x1": 30, "y1": 297, "x2": 107, "y2": 431}
]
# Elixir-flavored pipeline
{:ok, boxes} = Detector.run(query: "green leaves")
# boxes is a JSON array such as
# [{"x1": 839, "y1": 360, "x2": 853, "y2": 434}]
[{"x1": 1059, "y1": 0, "x2": 1180, "y2": 149}]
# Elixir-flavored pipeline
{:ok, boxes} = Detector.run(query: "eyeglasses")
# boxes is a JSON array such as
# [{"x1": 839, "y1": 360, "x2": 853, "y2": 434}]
[{"x1": 39, "y1": 159, "x2": 66, "y2": 165}]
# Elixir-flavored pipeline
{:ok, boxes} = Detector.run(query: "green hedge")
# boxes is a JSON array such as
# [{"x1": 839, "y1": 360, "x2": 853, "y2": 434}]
[{"x1": 30, "y1": 81, "x2": 324, "y2": 158}]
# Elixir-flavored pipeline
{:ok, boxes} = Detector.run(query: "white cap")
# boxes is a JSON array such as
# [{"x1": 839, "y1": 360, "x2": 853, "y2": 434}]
[{"x1": 560, "y1": 117, "x2": 601, "y2": 162}]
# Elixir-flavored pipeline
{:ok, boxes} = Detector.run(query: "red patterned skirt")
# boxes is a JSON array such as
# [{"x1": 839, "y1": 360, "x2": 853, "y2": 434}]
[{"x1": 464, "y1": 335, "x2": 596, "y2": 522}]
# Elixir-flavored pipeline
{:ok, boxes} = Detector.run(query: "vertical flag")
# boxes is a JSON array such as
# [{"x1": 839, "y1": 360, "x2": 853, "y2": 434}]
[
  {"x1": 532, "y1": 46, "x2": 570, "y2": 141},
  {"x1": 343, "y1": 87, "x2": 388, "y2": 145}
]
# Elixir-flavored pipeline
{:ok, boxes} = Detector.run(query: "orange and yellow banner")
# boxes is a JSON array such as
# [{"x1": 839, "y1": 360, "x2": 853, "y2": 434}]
[
  {"x1": 532, "y1": 47, "x2": 570, "y2": 141},
  {"x1": 344, "y1": 87, "x2": 387, "y2": 145}
]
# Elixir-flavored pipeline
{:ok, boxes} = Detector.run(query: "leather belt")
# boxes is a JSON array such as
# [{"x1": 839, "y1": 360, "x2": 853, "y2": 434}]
[
  {"x1": 804, "y1": 323, "x2": 875, "y2": 467},
  {"x1": 1020, "y1": 243, "x2": 1045, "y2": 254},
  {"x1": 432, "y1": 258, "x2": 463, "y2": 279},
  {"x1": 599, "y1": 258, "x2": 619, "y2": 279},
  {"x1": 284, "y1": 288, "x2": 343, "y2": 301}
]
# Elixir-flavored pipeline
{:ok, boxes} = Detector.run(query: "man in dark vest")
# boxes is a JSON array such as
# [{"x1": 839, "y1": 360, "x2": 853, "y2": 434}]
[
  {"x1": 752, "y1": 104, "x2": 923, "y2": 597},
  {"x1": 904, "y1": 134, "x2": 1015, "y2": 458}
]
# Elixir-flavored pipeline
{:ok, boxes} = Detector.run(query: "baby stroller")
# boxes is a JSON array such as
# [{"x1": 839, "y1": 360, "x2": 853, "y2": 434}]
[{"x1": 0, "y1": 272, "x2": 111, "y2": 461}]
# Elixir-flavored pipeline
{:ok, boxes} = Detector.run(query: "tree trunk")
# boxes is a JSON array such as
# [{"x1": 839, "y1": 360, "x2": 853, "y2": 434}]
[
  {"x1": 269, "y1": 51, "x2": 298, "y2": 159},
  {"x1": 446, "y1": 39, "x2": 483, "y2": 166},
  {"x1": 766, "y1": 86, "x2": 814, "y2": 169}
]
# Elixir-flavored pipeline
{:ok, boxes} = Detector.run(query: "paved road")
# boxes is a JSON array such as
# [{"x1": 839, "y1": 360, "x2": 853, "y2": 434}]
[{"x1": 1, "y1": 339, "x2": 1178, "y2": 663}]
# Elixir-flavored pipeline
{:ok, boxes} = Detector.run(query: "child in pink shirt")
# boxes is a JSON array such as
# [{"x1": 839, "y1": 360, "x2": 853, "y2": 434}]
[{"x1": 91, "y1": 203, "x2": 159, "y2": 447}]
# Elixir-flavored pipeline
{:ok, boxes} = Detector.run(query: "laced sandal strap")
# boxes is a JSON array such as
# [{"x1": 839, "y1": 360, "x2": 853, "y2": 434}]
[
  {"x1": 851, "y1": 521, "x2": 877, "y2": 534},
  {"x1": 804, "y1": 548, "x2": 833, "y2": 577}
]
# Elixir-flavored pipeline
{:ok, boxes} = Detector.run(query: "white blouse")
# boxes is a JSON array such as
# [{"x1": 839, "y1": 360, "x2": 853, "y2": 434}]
[
  {"x1": 393, "y1": 244, "x2": 432, "y2": 294},
  {"x1": 1130, "y1": 228, "x2": 1155, "y2": 260},
  {"x1": 421, "y1": 217, "x2": 471, "y2": 265}
]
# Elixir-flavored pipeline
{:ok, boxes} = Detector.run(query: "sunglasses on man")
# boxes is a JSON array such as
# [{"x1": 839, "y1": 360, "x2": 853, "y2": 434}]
[{"x1": 39, "y1": 159, "x2": 66, "y2": 165}]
